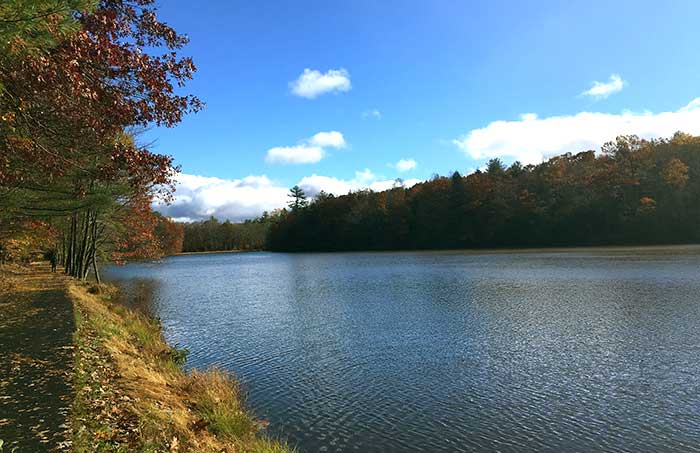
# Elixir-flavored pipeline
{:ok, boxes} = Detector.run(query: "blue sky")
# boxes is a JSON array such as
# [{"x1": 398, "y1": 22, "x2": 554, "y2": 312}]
[{"x1": 149, "y1": 0, "x2": 700, "y2": 221}]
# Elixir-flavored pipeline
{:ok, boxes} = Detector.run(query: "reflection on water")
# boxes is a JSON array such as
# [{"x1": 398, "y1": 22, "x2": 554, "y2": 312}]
[
  {"x1": 112, "y1": 277, "x2": 162, "y2": 318},
  {"x1": 104, "y1": 247, "x2": 700, "y2": 452}
]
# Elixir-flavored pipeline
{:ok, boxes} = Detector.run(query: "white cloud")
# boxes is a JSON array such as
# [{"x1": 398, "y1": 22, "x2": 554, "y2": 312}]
[
  {"x1": 395, "y1": 158, "x2": 417, "y2": 172},
  {"x1": 362, "y1": 109, "x2": 382, "y2": 120},
  {"x1": 299, "y1": 169, "x2": 420, "y2": 198},
  {"x1": 265, "y1": 145, "x2": 325, "y2": 164},
  {"x1": 452, "y1": 98, "x2": 700, "y2": 165},
  {"x1": 355, "y1": 168, "x2": 375, "y2": 182},
  {"x1": 289, "y1": 68, "x2": 351, "y2": 99},
  {"x1": 581, "y1": 74, "x2": 625, "y2": 99},
  {"x1": 155, "y1": 171, "x2": 423, "y2": 222},
  {"x1": 309, "y1": 131, "x2": 346, "y2": 148},
  {"x1": 298, "y1": 175, "x2": 357, "y2": 196},
  {"x1": 265, "y1": 131, "x2": 346, "y2": 165},
  {"x1": 154, "y1": 173, "x2": 289, "y2": 222}
]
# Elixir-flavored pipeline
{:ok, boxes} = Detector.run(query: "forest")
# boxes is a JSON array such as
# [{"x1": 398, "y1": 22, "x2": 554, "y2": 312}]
[
  {"x1": 265, "y1": 134, "x2": 700, "y2": 251},
  {"x1": 180, "y1": 215, "x2": 275, "y2": 252},
  {"x1": 4, "y1": 3, "x2": 700, "y2": 263},
  {"x1": 0, "y1": 0, "x2": 190, "y2": 278}
]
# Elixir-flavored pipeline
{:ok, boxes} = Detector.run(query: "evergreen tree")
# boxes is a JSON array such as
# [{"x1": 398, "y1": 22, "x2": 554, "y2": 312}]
[
  {"x1": 267, "y1": 135, "x2": 700, "y2": 252},
  {"x1": 0, "y1": 0, "x2": 95, "y2": 58},
  {"x1": 288, "y1": 186, "x2": 308, "y2": 212}
]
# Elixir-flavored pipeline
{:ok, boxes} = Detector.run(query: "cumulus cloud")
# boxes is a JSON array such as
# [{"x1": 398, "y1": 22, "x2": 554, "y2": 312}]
[
  {"x1": 308, "y1": 131, "x2": 346, "y2": 148},
  {"x1": 394, "y1": 158, "x2": 417, "y2": 172},
  {"x1": 362, "y1": 109, "x2": 382, "y2": 120},
  {"x1": 265, "y1": 145, "x2": 325, "y2": 164},
  {"x1": 289, "y1": 68, "x2": 351, "y2": 99},
  {"x1": 581, "y1": 74, "x2": 625, "y2": 99},
  {"x1": 452, "y1": 98, "x2": 700, "y2": 165},
  {"x1": 265, "y1": 131, "x2": 346, "y2": 165},
  {"x1": 154, "y1": 171, "x2": 423, "y2": 222},
  {"x1": 299, "y1": 169, "x2": 421, "y2": 198},
  {"x1": 153, "y1": 173, "x2": 288, "y2": 222}
]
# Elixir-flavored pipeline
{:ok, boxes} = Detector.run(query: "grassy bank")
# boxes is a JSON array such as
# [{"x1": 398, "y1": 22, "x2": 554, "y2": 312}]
[{"x1": 69, "y1": 280, "x2": 292, "y2": 452}]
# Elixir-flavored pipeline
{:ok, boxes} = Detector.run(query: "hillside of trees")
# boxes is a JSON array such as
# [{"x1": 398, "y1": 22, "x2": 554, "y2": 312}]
[
  {"x1": 0, "y1": 0, "x2": 193, "y2": 278},
  {"x1": 266, "y1": 134, "x2": 700, "y2": 252}
]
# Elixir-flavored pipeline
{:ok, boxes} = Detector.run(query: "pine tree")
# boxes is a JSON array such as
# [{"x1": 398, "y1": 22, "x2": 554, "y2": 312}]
[
  {"x1": 288, "y1": 186, "x2": 308, "y2": 212},
  {"x1": 0, "y1": 0, "x2": 95, "y2": 58}
]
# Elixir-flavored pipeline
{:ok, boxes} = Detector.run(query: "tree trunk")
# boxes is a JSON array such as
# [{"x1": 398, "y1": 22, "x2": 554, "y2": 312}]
[{"x1": 92, "y1": 257, "x2": 101, "y2": 284}]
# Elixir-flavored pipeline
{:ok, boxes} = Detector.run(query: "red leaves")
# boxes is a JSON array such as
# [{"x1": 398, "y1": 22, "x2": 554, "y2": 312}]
[
  {"x1": 1, "y1": 0, "x2": 198, "y2": 265},
  {"x1": 110, "y1": 197, "x2": 161, "y2": 262},
  {"x1": 154, "y1": 215, "x2": 184, "y2": 256},
  {"x1": 1, "y1": 0, "x2": 199, "y2": 191}
]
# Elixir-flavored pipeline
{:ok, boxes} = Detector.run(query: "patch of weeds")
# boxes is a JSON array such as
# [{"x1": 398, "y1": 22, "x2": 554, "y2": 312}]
[
  {"x1": 168, "y1": 344, "x2": 189, "y2": 368},
  {"x1": 249, "y1": 438, "x2": 298, "y2": 453},
  {"x1": 124, "y1": 315, "x2": 161, "y2": 351},
  {"x1": 186, "y1": 370, "x2": 258, "y2": 441},
  {"x1": 68, "y1": 281, "x2": 295, "y2": 452}
]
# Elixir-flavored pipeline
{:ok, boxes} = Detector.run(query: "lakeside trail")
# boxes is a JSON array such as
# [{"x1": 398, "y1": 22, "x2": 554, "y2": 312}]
[
  {"x1": 0, "y1": 264, "x2": 73, "y2": 451},
  {"x1": 0, "y1": 264, "x2": 293, "y2": 453}
]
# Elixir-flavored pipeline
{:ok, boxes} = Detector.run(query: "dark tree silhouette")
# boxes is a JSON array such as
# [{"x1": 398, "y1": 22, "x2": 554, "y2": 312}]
[
  {"x1": 288, "y1": 186, "x2": 308, "y2": 212},
  {"x1": 266, "y1": 134, "x2": 700, "y2": 252}
]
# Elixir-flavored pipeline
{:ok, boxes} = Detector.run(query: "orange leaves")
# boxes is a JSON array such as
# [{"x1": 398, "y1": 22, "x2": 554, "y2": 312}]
[
  {"x1": 637, "y1": 197, "x2": 657, "y2": 216},
  {"x1": 0, "y1": 220, "x2": 57, "y2": 262},
  {"x1": 109, "y1": 199, "x2": 180, "y2": 262},
  {"x1": 1, "y1": 111, "x2": 16, "y2": 124},
  {"x1": 663, "y1": 158, "x2": 689, "y2": 189},
  {"x1": 154, "y1": 216, "x2": 184, "y2": 256},
  {"x1": 5, "y1": 135, "x2": 34, "y2": 152}
]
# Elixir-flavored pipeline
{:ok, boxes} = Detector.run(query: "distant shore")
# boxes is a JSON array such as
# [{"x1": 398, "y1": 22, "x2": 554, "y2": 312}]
[
  {"x1": 173, "y1": 243, "x2": 700, "y2": 256},
  {"x1": 254, "y1": 243, "x2": 700, "y2": 255},
  {"x1": 176, "y1": 249, "x2": 261, "y2": 256}
]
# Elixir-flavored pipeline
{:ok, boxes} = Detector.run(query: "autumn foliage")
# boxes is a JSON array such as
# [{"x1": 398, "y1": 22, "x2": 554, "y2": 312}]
[
  {"x1": 0, "y1": 220, "x2": 57, "y2": 263},
  {"x1": 267, "y1": 134, "x2": 700, "y2": 251},
  {"x1": 0, "y1": 0, "x2": 198, "y2": 276}
]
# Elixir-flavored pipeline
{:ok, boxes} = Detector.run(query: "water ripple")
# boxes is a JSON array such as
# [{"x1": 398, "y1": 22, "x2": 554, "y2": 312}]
[{"x1": 105, "y1": 247, "x2": 700, "y2": 452}]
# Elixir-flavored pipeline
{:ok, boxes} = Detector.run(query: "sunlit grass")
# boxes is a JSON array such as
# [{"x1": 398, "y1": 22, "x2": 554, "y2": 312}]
[{"x1": 69, "y1": 281, "x2": 294, "y2": 452}]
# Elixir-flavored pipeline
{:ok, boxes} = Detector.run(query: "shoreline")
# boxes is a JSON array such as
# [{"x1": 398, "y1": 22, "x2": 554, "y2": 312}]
[
  {"x1": 264, "y1": 242, "x2": 700, "y2": 255},
  {"x1": 176, "y1": 249, "x2": 261, "y2": 256},
  {"x1": 173, "y1": 243, "x2": 700, "y2": 257},
  {"x1": 0, "y1": 265, "x2": 293, "y2": 452}
]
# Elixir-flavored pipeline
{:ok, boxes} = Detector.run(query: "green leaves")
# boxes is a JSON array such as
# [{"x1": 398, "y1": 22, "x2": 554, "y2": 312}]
[
  {"x1": 288, "y1": 185, "x2": 308, "y2": 212},
  {"x1": 1, "y1": 0, "x2": 199, "y2": 270},
  {"x1": 268, "y1": 134, "x2": 700, "y2": 251},
  {"x1": 0, "y1": 0, "x2": 96, "y2": 58}
]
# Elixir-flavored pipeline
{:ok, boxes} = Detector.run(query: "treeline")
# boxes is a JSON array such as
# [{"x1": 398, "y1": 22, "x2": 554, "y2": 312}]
[
  {"x1": 0, "y1": 0, "x2": 193, "y2": 277},
  {"x1": 267, "y1": 134, "x2": 700, "y2": 251},
  {"x1": 181, "y1": 214, "x2": 277, "y2": 252}
]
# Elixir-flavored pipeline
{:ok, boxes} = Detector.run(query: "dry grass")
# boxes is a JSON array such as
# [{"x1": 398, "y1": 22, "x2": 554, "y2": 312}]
[{"x1": 69, "y1": 281, "x2": 293, "y2": 453}]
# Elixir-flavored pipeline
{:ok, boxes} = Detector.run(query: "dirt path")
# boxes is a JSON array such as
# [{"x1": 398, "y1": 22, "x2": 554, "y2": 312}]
[{"x1": 0, "y1": 265, "x2": 74, "y2": 452}]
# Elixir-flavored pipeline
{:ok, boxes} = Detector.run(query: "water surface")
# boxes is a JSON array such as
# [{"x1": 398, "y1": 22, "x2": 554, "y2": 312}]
[{"x1": 104, "y1": 247, "x2": 700, "y2": 452}]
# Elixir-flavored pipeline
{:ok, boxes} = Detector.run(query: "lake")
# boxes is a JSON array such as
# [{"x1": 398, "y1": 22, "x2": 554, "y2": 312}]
[{"x1": 103, "y1": 247, "x2": 700, "y2": 452}]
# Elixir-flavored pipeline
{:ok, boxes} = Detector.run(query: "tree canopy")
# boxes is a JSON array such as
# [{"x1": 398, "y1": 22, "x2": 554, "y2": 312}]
[
  {"x1": 180, "y1": 213, "x2": 280, "y2": 253},
  {"x1": 0, "y1": 0, "x2": 198, "y2": 278},
  {"x1": 267, "y1": 134, "x2": 700, "y2": 252}
]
